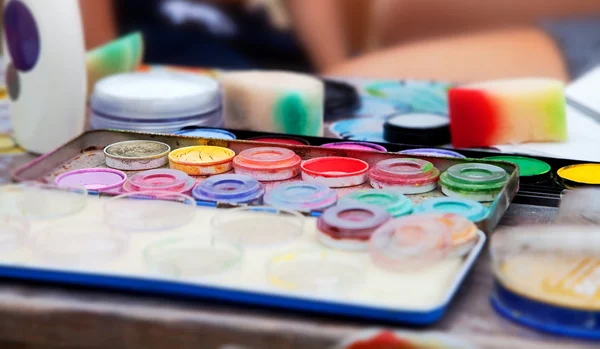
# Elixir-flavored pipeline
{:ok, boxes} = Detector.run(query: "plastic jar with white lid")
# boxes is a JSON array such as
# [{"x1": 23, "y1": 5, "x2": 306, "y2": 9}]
[{"x1": 90, "y1": 72, "x2": 222, "y2": 133}]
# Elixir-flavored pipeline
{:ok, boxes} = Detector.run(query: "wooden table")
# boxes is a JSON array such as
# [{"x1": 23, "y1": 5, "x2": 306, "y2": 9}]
[{"x1": 0, "y1": 152, "x2": 595, "y2": 349}]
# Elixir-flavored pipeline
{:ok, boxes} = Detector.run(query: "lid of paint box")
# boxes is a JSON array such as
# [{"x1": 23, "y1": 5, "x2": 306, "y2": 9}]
[
  {"x1": 399, "y1": 148, "x2": 465, "y2": 158},
  {"x1": 341, "y1": 189, "x2": 413, "y2": 218},
  {"x1": 174, "y1": 128, "x2": 236, "y2": 140},
  {"x1": 440, "y1": 163, "x2": 508, "y2": 191},
  {"x1": 321, "y1": 141, "x2": 387, "y2": 152},
  {"x1": 483, "y1": 156, "x2": 551, "y2": 178},
  {"x1": 414, "y1": 197, "x2": 488, "y2": 222},
  {"x1": 233, "y1": 147, "x2": 301, "y2": 171},
  {"x1": 90, "y1": 72, "x2": 220, "y2": 119},
  {"x1": 369, "y1": 213, "x2": 452, "y2": 272},
  {"x1": 384, "y1": 113, "x2": 451, "y2": 146},
  {"x1": 369, "y1": 158, "x2": 440, "y2": 186},
  {"x1": 318, "y1": 203, "x2": 391, "y2": 241},
  {"x1": 55, "y1": 168, "x2": 127, "y2": 191},
  {"x1": 123, "y1": 169, "x2": 194, "y2": 193},
  {"x1": 247, "y1": 135, "x2": 310, "y2": 146},
  {"x1": 264, "y1": 181, "x2": 337, "y2": 212},
  {"x1": 192, "y1": 174, "x2": 264, "y2": 204}
]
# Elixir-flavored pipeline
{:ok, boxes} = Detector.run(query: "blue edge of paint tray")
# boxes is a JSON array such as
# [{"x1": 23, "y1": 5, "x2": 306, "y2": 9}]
[{"x1": 0, "y1": 233, "x2": 485, "y2": 326}]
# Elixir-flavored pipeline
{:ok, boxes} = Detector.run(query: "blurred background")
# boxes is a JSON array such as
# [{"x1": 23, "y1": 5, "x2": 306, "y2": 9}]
[{"x1": 74, "y1": 0, "x2": 600, "y2": 82}]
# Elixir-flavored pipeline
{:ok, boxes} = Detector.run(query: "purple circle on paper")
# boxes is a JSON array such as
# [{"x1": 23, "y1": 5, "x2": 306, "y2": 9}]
[
  {"x1": 4, "y1": 0, "x2": 41, "y2": 72},
  {"x1": 55, "y1": 168, "x2": 127, "y2": 191},
  {"x1": 6, "y1": 63, "x2": 20, "y2": 101}
]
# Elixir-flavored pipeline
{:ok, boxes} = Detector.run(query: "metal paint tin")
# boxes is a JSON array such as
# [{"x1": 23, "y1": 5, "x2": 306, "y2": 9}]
[
  {"x1": 55, "y1": 168, "x2": 127, "y2": 192},
  {"x1": 414, "y1": 197, "x2": 488, "y2": 222},
  {"x1": 369, "y1": 213, "x2": 452, "y2": 272},
  {"x1": 301, "y1": 157, "x2": 369, "y2": 188},
  {"x1": 247, "y1": 135, "x2": 310, "y2": 146},
  {"x1": 263, "y1": 181, "x2": 337, "y2": 213},
  {"x1": 232, "y1": 147, "x2": 301, "y2": 181},
  {"x1": 439, "y1": 163, "x2": 508, "y2": 202},
  {"x1": 168, "y1": 146, "x2": 235, "y2": 175},
  {"x1": 104, "y1": 140, "x2": 170, "y2": 171},
  {"x1": 340, "y1": 189, "x2": 413, "y2": 218},
  {"x1": 192, "y1": 174, "x2": 264, "y2": 204},
  {"x1": 369, "y1": 158, "x2": 440, "y2": 193},
  {"x1": 123, "y1": 169, "x2": 195, "y2": 193},
  {"x1": 320, "y1": 141, "x2": 387, "y2": 152},
  {"x1": 399, "y1": 148, "x2": 466, "y2": 159},
  {"x1": 317, "y1": 203, "x2": 391, "y2": 251}
]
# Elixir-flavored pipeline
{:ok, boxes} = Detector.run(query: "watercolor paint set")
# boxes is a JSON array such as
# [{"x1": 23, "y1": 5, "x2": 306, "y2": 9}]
[{"x1": 0, "y1": 129, "x2": 523, "y2": 325}]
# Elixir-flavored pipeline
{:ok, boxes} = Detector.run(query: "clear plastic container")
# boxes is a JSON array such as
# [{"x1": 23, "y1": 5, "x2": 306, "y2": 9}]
[
  {"x1": 0, "y1": 183, "x2": 87, "y2": 220},
  {"x1": 0, "y1": 215, "x2": 28, "y2": 253},
  {"x1": 104, "y1": 191, "x2": 197, "y2": 232},
  {"x1": 211, "y1": 206, "x2": 304, "y2": 247},
  {"x1": 90, "y1": 72, "x2": 222, "y2": 133},
  {"x1": 144, "y1": 236, "x2": 242, "y2": 279}
]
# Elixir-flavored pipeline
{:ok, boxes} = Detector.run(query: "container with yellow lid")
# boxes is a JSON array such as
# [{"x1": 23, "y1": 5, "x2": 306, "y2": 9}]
[{"x1": 490, "y1": 225, "x2": 600, "y2": 339}]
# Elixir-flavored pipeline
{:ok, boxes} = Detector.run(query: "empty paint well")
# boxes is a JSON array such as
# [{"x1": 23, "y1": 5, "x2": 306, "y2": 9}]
[
  {"x1": 192, "y1": 174, "x2": 265, "y2": 204},
  {"x1": 320, "y1": 141, "x2": 387, "y2": 152},
  {"x1": 414, "y1": 197, "x2": 488, "y2": 222},
  {"x1": 233, "y1": 147, "x2": 302, "y2": 181},
  {"x1": 369, "y1": 214, "x2": 452, "y2": 272},
  {"x1": 399, "y1": 148, "x2": 465, "y2": 159},
  {"x1": 0, "y1": 183, "x2": 87, "y2": 220},
  {"x1": 104, "y1": 140, "x2": 170, "y2": 171},
  {"x1": 55, "y1": 168, "x2": 127, "y2": 192},
  {"x1": 317, "y1": 203, "x2": 391, "y2": 251},
  {"x1": 483, "y1": 156, "x2": 551, "y2": 183},
  {"x1": 263, "y1": 181, "x2": 337, "y2": 212},
  {"x1": 557, "y1": 164, "x2": 600, "y2": 189},
  {"x1": 369, "y1": 158, "x2": 440, "y2": 194},
  {"x1": 341, "y1": 189, "x2": 413, "y2": 218},
  {"x1": 301, "y1": 157, "x2": 369, "y2": 188},
  {"x1": 169, "y1": 146, "x2": 235, "y2": 175},
  {"x1": 123, "y1": 169, "x2": 195, "y2": 193},
  {"x1": 439, "y1": 163, "x2": 508, "y2": 202}
]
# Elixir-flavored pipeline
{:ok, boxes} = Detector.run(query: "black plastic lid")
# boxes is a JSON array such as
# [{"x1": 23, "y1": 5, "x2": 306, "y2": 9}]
[
  {"x1": 383, "y1": 113, "x2": 451, "y2": 145},
  {"x1": 323, "y1": 79, "x2": 361, "y2": 119}
]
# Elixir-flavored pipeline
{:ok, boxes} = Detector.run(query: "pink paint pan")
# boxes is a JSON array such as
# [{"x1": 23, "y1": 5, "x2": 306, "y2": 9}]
[
  {"x1": 123, "y1": 169, "x2": 195, "y2": 194},
  {"x1": 369, "y1": 158, "x2": 440, "y2": 194},
  {"x1": 233, "y1": 147, "x2": 301, "y2": 181}
]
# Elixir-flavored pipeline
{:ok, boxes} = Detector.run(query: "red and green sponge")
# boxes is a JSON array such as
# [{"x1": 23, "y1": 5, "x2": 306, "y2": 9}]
[{"x1": 449, "y1": 78, "x2": 567, "y2": 148}]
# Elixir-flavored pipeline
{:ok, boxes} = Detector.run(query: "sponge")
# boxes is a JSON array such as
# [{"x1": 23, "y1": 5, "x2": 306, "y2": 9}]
[
  {"x1": 449, "y1": 78, "x2": 567, "y2": 148},
  {"x1": 221, "y1": 71, "x2": 324, "y2": 136}
]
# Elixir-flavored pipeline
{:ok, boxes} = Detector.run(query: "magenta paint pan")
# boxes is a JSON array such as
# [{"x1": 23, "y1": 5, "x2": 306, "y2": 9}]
[
  {"x1": 55, "y1": 168, "x2": 127, "y2": 192},
  {"x1": 301, "y1": 156, "x2": 369, "y2": 188},
  {"x1": 369, "y1": 158, "x2": 440, "y2": 194},
  {"x1": 321, "y1": 141, "x2": 387, "y2": 152},
  {"x1": 263, "y1": 181, "x2": 337, "y2": 213},
  {"x1": 317, "y1": 203, "x2": 391, "y2": 251},
  {"x1": 232, "y1": 147, "x2": 301, "y2": 181},
  {"x1": 123, "y1": 169, "x2": 195, "y2": 194}
]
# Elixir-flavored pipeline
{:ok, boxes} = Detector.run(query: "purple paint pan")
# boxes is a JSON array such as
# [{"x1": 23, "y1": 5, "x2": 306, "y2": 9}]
[
  {"x1": 321, "y1": 141, "x2": 387, "y2": 152},
  {"x1": 55, "y1": 168, "x2": 127, "y2": 191}
]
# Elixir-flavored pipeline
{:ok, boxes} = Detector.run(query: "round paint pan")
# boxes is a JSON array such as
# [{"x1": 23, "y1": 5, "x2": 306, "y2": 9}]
[
  {"x1": 414, "y1": 197, "x2": 488, "y2": 222},
  {"x1": 430, "y1": 212, "x2": 479, "y2": 257},
  {"x1": 168, "y1": 146, "x2": 235, "y2": 175},
  {"x1": 31, "y1": 220, "x2": 128, "y2": 268},
  {"x1": 174, "y1": 128, "x2": 236, "y2": 140},
  {"x1": 317, "y1": 203, "x2": 391, "y2": 251},
  {"x1": 399, "y1": 148, "x2": 465, "y2": 159},
  {"x1": 557, "y1": 164, "x2": 600, "y2": 189},
  {"x1": 301, "y1": 157, "x2": 369, "y2": 188},
  {"x1": 263, "y1": 181, "x2": 337, "y2": 213},
  {"x1": 0, "y1": 183, "x2": 87, "y2": 220},
  {"x1": 247, "y1": 135, "x2": 310, "y2": 146},
  {"x1": 123, "y1": 169, "x2": 195, "y2": 194},
  {"x1": 0, "y1": 215, "x2": 28, "y2": 253},
  {"x1": 104, "y1": 140, "x2": 170, "y2": 171},
  {"x1": 266, "y1": 249, "x2": 364, "y2": 295},
  {"x1": 55, "y1": 168, "x2": 127, "y2": 192},
  {"x1": 483, "y1": 156, "x2": 551, "y2": 184},
  {"x1": 383, "y1": 113, "x2": 450, "y2": 146},
  {"x1": 439, "y1": 163, "x2": 508, "y2": 202},
  {"x1": 320, "y1": 141, "x2": 387, "y2": 152},
  {"x1": 144, "y1": 236, "x2": 242, "y2": 279},
  {"x1": 340, "y1": 189, "x2": 413, "y2": 218},
  {"x1": 233, "y1": 147, "x2": 302, "y2": 181},
  {"x1": 369, "y1": 158, "x2": 440, "y2": 194},
  {"x1": 369, "y1": 214, "x2": 452, "y2": 272},
  {"x1": 192, "y1": 174, "x2": 265, "y2": 204},
  {"x1": 211, "y1": 206, "x2": 304, "y2": 247},
  {"x1": 104, "y1": 191, "x2": 196, "y2": 232}
]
